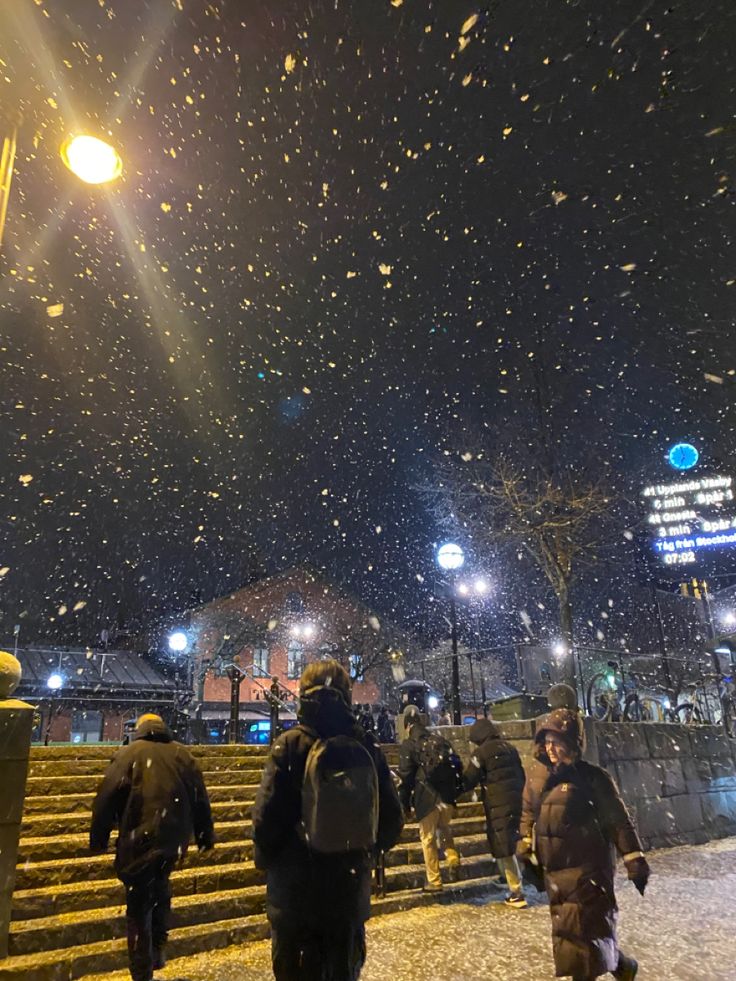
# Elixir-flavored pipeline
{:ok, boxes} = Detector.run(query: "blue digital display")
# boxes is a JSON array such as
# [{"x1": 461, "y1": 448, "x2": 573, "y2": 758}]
[{"x1": 668, "y1": 443, "x2": 699, "y2": 471}]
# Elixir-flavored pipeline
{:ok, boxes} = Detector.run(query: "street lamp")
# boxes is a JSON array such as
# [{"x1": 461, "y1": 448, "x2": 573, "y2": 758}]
[
  {"x1": 0, "y1": 122, "x2": 124, "y2": 250},
  {"x1": 47, "y1": 672, "x2": 63, "y2": 691},
  {"x1": 290, "y1": 623, "x2": 316, "y2": 640},
  {"x1": 44, "y1": 669, "x2": 64, "y2": 745},
  {"x1": 168, "y1": 631, "x2": 188, "y2": 653},
  {"x1": 436, "y1": 542, "x2": 465, "y2": 725},
  {"x1": 60, "y1": 134, "x2": 123, "y2": 185}
]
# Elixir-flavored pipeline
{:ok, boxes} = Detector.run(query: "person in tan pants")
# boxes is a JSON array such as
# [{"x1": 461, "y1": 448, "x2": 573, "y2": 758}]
[{"x1": 398, "y1": 710, "x2": 462, "y2": 891}]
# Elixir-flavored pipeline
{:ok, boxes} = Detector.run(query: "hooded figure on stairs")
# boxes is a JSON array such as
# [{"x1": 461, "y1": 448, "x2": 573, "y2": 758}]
[{"x1": 89, "y1": 713, "x2": 215, "y2": 981}]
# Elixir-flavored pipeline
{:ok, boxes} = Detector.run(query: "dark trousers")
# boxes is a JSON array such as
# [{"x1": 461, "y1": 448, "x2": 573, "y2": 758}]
[
  {"x1": 271, "y1": 920, "x2": 366, "y2": 981},
  {"x1": 121, "y1": 859, "x2": 175, "y2": 981}
]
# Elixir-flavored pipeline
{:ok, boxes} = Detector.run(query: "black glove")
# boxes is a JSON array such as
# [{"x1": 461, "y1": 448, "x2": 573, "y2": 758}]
[{"x1": 625, "y1": 856, "x2": 650, "y2": 896}]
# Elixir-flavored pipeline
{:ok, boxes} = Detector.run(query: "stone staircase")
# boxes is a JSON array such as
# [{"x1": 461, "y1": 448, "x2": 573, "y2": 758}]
[{"x1": 2, "y1": 743, "x2": 499, "y2": 981}]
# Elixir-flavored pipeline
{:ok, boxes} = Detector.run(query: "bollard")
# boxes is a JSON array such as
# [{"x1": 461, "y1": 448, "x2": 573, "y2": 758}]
[{"x1": 0, "y1": 650, "x2": 33, "y2": 958}]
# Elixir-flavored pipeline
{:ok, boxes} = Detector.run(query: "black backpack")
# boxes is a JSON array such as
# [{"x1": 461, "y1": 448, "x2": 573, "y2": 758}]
[
  {"x1": 299, "y1": 732, "x2": 379, "y2": 854},
  {"x1": 419, "y1": 731, "x2": 464, "y2": 805}
]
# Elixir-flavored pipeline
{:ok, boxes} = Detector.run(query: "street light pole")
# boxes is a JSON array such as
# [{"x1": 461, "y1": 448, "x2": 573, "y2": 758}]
[
  {"x1": 450, "y1": 595, "x2": 461, "y2": 725},
  {"x1": 436, "y1": 543, "x2": 465, "y2": 726},
  {"x1": 0, "y1": 113, "x2": 19, "y2": 251}
]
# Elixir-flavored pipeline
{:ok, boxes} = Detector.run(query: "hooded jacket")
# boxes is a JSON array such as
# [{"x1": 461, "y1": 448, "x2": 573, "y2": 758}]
[
  {"x1": 463, "y1": 718, "x2": 525, "y2": 859},
  {"x1": 397, "y1": 719, "x2": 446, "y2": 820},
  {"x1": 530, "y1": 710, "x2": 645, "y2": 979},
  {"x1": 89, "y1": 717, "x2": 214, "y2": 878},
  {"x1": 252, "y1": 687, "x2": 403, "y2": 928}
]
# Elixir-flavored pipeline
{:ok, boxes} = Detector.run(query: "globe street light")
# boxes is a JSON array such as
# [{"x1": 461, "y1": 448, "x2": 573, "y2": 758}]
[
  {"x1": 436, "y1": 543, "x2": 465, "y2": 724},
  {"x1": 437, "y1": 542, "x2": 465, "y2": 571},
  {"x1": 47, "y1": 672, "x2": 63, "y2": 691},
  {"x1": 168, "y1": 631, "x2": 188, "y2": 653},
  {"x1": 60, "y1": 134, "x2": 123, "y2": 185}
]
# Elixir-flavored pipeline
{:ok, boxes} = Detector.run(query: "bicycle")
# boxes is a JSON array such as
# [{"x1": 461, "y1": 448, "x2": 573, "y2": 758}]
[
  {"x1": 669, "y1": 674, "x2": 736, "y2": 735},
  {"x1": 586, "y1": 666, "x2": 668, "y2": 723}
]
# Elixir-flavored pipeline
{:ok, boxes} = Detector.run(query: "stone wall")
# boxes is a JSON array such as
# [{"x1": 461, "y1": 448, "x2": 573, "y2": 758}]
[
  {"x1": 439, "y1": 719, "x2": 736, "y2": 851},
  {"x1": 593, "y1": 722, "x2": 736, "y2": 849}
]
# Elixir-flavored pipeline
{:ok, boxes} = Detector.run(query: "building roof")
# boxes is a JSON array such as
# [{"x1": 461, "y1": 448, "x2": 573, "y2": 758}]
[{"x1": 15, "y1": 647, "x2": 174, "y2": 697}]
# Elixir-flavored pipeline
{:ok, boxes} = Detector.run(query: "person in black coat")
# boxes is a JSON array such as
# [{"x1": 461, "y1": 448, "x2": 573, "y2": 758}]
[
  {"x1": 376, "y1": 706, "x2": 395, "y2": 743},
  {"x1": 397, "y1": 712, "x2": 461, "y2": 891},
  {"x1": 90, "y1": 714, "x2": 215, "y2": 981},
  {"x1": 252, "y1": 660, "x2": 403, "y2": 981},
  {"x1": 463, "y1": 718, "x2": 527, "y2": 907},
  {"x1": 524, "y1": 709, "x2": 649, "y2": 981}
]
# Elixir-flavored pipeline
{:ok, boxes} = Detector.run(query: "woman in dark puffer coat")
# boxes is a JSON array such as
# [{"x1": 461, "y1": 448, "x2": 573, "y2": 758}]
[
  {"x1": 463, "y1": 718, "x2": 527, "y2": 906},
  {"x1": 525, "y1": 709, "x2": 649, "y2": 981}
]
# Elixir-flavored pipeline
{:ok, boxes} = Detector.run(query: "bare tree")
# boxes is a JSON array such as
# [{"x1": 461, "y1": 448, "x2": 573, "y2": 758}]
[{"x1": 432, "y1": 443, "x2": 613, "y2": 688}]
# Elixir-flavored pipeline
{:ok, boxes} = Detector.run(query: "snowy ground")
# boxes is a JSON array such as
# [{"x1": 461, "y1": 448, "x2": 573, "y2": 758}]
[{"x1": 149, "y1": 838, "x2": 736, "y2": 980}]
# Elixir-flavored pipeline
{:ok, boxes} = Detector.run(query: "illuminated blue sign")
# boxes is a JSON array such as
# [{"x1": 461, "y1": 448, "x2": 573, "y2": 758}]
[
  {"x1": 643, "y1": 474, "x2": 736, "y2": 568},
  {"x1": 668, "y1": 443, "x2": 699, "y2": 471}
]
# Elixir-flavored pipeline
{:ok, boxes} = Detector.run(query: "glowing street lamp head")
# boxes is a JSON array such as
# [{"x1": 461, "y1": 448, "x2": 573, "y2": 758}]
[
  {"x1": 47, "y1": 672, "x2": 63, "y2": 690},
  {"x1": 168, "y1": 630, "x2": 188, "y2": 653},
  {"x1": 436, "y1": 542, "x2": 464, "y2": 571},
  {"x1": 60, "y1": 134, "x2": 123, "y2": 185},
  {"x1": 474, "y1": 577, "x2": 490, "y2": 595},
  {"x1": 457, "y1": 582, "x2": 470, "y2": 597}
]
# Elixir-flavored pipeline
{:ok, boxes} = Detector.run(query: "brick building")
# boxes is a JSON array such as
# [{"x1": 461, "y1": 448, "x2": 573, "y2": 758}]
[{"x1": 185, "y1": 567, "x2": 403, "y2": 738}]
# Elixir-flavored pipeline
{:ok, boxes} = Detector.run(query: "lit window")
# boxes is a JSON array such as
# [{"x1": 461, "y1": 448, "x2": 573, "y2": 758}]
[
  {"x1": 253, "y1": 646, "x2": 270, "y2": 677},
  {"x1": 287, "y1": 640, "x2": 305, "y2": 679}
]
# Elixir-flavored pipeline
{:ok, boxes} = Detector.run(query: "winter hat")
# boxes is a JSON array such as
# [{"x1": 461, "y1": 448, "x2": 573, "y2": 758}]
[
  {"x1": 468, "y1": 718, "x2": 499, "y2": 744},
  {"x1": 299, "y1": 659, "x2": 352, "y2": 705},
  {"x1": 547, "y1": 683, "x2": 578, "y2": 711},
  {"x1": 136, "y1": 713, "x2": 164, "y2": 730},
  {"x1": 535, "y1": 708, "x2": 584, "y2": 754}
]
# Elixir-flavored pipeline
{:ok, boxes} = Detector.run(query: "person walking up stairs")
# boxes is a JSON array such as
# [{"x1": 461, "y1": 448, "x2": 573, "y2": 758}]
[
  {"x1": 252, "y1": 659, "x2": 403, "y2": 981},
  {"x1": 398, "y1": 708, "x2": 463, "y2": 891},
  {"x1": 463, "y1": 718, "x2": 527, "y2": 908},
  {"x1": 89, "y1": 713, "x2": 215, "y2": 981}
]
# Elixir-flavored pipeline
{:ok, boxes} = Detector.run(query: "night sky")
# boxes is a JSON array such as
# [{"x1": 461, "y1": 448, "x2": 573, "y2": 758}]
[{"x1": 0, "y1": 0, "x2": 734, "y2": 646}]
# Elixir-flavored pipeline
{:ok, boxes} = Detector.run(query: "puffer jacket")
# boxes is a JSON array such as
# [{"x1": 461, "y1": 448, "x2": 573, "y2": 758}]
[
  {"x1": 90, "y1": 717, "x2": 214, "y2": 878},
  {"x1": 252, "y1": 687, "x2": 403, "y2": 929},
  {"x1": 463, "y1": 718, "x2": 525, "y2": 859},
  {"x1": 397, "y1": 720, "x2": 444, "y2": 820},
  {"x1": 533, "y1": 730, "x2": 644, "y2": 979}
]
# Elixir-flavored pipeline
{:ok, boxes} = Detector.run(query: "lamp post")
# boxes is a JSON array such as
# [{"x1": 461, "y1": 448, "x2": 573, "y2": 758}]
[
  {"x1": 0, "y1": 111, "x2": 20, "y2": 251},
  {"x1": 458, "y1": 577, "x2": 490, "y2": 717},
  {"x1": 44, "y1": 665, "x2": 64, "y2": 746},
  {"x1": 436, "y1": 543, "x2": 465, "y2": 725}
]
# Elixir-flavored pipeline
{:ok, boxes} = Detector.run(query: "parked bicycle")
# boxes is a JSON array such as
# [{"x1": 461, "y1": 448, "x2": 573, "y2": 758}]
[
  {"x1": 669, "y1": 673, "x2": 736, "y2": 735},
  {"x1": 586, "y1": 663, "x2": 669, "y2": 723}
]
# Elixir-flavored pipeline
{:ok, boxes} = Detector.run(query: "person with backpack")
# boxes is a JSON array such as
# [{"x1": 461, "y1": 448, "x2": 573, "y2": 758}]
[
  {"x1": 252, "y1": 659, "x2": 403, "y2": 981},
  {"x1": 463, "y1": 718, "x2": 528, "y2": 908},
  {"x1": 397, "y1": 710, "x2": 463, "y2": 891},
  {"x1": 521, "y1": 708, "x2": 648, "y2": 981},
  {"x1": 89, "y1": 713, "x2": 215, "y2": 981}
]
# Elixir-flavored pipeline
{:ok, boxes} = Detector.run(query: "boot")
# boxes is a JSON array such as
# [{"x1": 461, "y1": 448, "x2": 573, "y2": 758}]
[
  {"x1": 613, "y1": 952, "x2": 638, "y2": 980},
  {"x1": 126, "y1": 915, "x2": 153, "y2": 981},
  {"x1": 152, "y1": 946, "x2": 166, "y2": 970}
]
